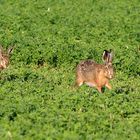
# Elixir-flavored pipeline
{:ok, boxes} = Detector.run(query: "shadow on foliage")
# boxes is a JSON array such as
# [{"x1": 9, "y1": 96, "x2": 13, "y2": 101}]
[{"x1": 115, "y1": 86, "x2": 134, "y2": 94}]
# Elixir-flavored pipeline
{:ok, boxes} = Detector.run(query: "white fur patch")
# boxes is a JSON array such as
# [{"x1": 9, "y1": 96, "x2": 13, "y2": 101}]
[{"x1": 85, "y1": 82, "x2": 96, "y2": 87}]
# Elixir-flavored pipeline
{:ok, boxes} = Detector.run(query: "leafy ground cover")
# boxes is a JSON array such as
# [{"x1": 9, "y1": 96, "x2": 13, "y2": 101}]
[{"x1": 0, "y1": 0, "x2": 140, "y2": 139}]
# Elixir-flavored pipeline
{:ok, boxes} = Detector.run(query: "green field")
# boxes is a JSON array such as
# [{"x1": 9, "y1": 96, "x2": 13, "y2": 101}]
[{"x1": 0, "y1": 0, "x2": 140, "y2": 139}]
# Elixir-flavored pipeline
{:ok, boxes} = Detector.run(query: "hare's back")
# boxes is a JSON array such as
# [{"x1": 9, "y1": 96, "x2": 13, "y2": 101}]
[{"x1": 77, "y1": 60, "x2": 97, "y2": 73}]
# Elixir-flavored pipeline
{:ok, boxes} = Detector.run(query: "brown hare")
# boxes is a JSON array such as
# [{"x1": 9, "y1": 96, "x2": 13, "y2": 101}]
[
  {"x1": 0, "y1": 45, "x2": 14, "y2": 70},
  {"x1": 75, "y1": 50, "x2": 114, "y2": 93}
]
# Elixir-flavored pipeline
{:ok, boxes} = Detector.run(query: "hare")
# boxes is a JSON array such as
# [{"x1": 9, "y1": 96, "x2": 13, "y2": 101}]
[
  {"x1": 0, "y1": 45, "x2": 14, "y2": 70},
  {"x1": 75, "y1": 50, "x2": 114, "y2": 93}
]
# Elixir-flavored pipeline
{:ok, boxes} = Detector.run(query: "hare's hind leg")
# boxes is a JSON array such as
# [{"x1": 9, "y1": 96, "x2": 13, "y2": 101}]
[
  {"x1": 75, "y1": 71, "x2": 84, "y2": 87},
  {"x1": 75, "y1": 78, "x2": 83, "y2": 87},
  {"x1": 75, "y1": 74, "x2": 84, "y2": 87}
]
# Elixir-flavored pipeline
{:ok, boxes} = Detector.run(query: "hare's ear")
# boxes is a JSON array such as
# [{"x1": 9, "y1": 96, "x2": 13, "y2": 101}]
[
  {"x1": 102, "y1": 49, "x2": 113, "y2": 64},
  {"x1": 7, "y1": 46, "x2": 14, "y2": 55},
  {"x1": 108, "y1": 50, "x2": 113, "y2": 63},
  {"x1": 0, "y1": 45, "x2": 3, "y2": 57},
  {"x1": 102, "y1": 50, "x2": 110, "y2": 63}
]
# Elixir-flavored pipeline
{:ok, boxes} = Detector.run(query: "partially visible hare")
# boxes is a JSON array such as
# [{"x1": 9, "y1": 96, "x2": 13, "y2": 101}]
[
  {"x1": 75, "y1": 50, "x2": 114, "y2": 93},
  {"x1": 0, "y1": 45, "x2": 14, "y2": 70}
]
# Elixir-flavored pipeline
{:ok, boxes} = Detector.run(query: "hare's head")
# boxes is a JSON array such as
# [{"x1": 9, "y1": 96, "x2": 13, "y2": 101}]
[
  {"x1": 0, "y1": 45, "x2": 14, "y2": 57},
  {"x1": 0, "y1": 45, "x2": 14, "y2": 70},
  {"x1": 102, "y1": 50, "x2": 114, "y2": 79}
]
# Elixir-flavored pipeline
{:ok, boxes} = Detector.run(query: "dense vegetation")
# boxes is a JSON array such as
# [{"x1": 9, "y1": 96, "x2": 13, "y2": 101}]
[{"x1": 0, "y1": 0, "x2": 140, "y2": 139}]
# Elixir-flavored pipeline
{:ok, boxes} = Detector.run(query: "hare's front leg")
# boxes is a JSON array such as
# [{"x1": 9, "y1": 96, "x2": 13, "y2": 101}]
[
  {"x1": 105, "y1": 81, "x2": 112, "y2": 90},
  {"x1": 96, "y1": 86, "x2": 102, "y2": 93}
]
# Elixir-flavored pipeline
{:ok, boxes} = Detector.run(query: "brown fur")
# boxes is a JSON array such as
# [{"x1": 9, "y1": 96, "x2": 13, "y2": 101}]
[
  {"x1": 0, "y1": 46, "x2": 14, "y2": 70},
  {"x1": 75, "y1": 50, "x2": 114, "y2": 93}
]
